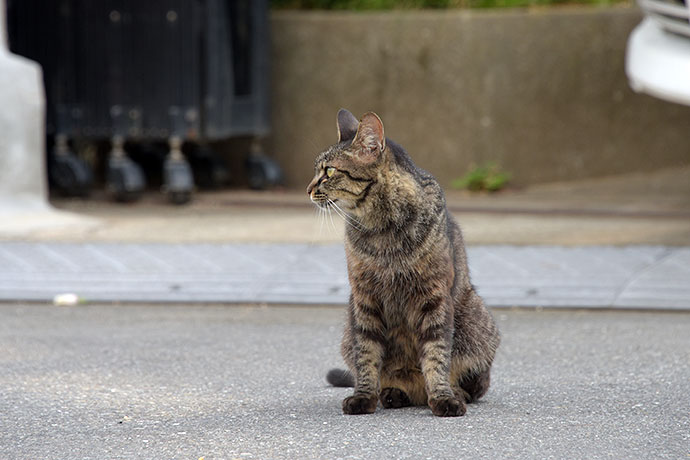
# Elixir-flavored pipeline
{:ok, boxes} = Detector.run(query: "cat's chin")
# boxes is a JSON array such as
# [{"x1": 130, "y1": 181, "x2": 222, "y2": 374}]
[{"x1": 309, "y1": 198, "x2": 328, "y2": 209}]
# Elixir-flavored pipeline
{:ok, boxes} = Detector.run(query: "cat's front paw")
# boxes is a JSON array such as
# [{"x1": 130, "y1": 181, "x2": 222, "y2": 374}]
[
  {"x1": 342, "y1": 394, "x2": 378, "y2": 415},
  {"x1": 429, "y1": 397, "x2": 466, "y2": 417}
]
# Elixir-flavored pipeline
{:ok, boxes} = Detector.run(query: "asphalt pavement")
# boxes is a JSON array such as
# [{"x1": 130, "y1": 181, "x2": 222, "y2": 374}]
[{"x1": 0, "y1": 303, "x2": 687, "y2": 460}]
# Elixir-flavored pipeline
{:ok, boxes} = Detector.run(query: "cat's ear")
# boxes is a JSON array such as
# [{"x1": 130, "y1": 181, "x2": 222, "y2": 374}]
[
  {"x1": 337, "y1": 109, "x2": 359, "y2": 143},
  {"x1": 352, "y1": 112, "x2": 386, "y2": 163}
]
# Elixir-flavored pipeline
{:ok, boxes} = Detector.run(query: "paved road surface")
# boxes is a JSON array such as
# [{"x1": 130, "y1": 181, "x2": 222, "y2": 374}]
[{"x1": 1, "y1": 303, "x2": 687, "y2": 459}]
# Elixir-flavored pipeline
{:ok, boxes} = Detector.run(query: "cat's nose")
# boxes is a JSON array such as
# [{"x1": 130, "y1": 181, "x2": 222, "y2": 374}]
[{"x1": 306, "y1": 178, "x2": 318, "y2": 196}]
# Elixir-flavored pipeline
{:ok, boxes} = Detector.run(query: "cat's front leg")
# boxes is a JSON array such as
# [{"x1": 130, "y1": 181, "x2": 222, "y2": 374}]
[
  {"x1": 343, "y1": 301, "x2": 386, "y2": 415},
  {"x1": 418, "y1": 299, "x2": 466, "y2": 417}
]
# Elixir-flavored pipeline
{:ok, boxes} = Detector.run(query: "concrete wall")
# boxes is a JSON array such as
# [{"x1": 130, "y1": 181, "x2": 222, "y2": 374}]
[{"x1": 268, "y1": 7, "x2": 690, "y2": 189}]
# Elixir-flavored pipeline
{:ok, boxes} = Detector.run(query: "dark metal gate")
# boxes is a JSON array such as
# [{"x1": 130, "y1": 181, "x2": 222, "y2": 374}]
[{"x1": 7, "y1": 0, "x2": 279, "y2": 203}]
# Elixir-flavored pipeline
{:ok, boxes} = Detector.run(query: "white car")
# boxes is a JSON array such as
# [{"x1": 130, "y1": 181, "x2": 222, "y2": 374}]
[{"x1": 626, "y1": 0, "x2": 690, "y2": 106}]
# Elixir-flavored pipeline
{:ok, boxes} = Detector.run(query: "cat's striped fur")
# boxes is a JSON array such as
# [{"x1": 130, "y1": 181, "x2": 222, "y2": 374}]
[{"x1": 307, "y1": 109, "x2": 500, "y2": 417}]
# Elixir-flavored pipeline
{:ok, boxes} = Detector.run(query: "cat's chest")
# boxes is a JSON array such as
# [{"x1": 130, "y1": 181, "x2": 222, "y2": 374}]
[
  {"x1": 346, "y1": 243, "x2": 449, "y2": 300},
  {"x1": 345, "y1": 241, "x2": 419, "y2": 282},
  {"x1": 345, "y1": 224, "x2": 448, "y2": 271},
  {"x1": 346, "y1": 229, "x2": 425, "y2": 268}
]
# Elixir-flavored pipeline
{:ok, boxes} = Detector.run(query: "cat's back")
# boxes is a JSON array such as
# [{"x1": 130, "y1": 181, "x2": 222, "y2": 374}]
[{"x1": 387, "y1": 139, "x2": 447, "y2": 206}]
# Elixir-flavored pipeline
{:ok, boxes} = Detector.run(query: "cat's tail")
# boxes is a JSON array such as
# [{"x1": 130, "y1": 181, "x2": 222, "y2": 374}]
[{"x1": 326, "y1": 368, "x2": 354, "y2": 387}]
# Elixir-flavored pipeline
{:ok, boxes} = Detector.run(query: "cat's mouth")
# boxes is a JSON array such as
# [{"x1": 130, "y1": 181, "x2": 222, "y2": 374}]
[
  {"x1": 311, "y1": 194, "x2": 363, "y2": 231},
  {"x1": 310, "y1": 193, "x2": 329, "y2": 209},
  {"x1": 311, "y1": 194, "x2": 356, "y2": 213}
]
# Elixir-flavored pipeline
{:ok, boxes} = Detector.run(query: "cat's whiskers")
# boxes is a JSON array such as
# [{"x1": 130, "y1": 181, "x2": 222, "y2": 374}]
[
  {"x1": 311, "y1": 193, "x2": 343, "y2": 236},
  {"x1": 325, "y1": 203, "x2": 338, "y2": 233},
  {"x1": 328, "y1": 199, "x2": 363, "y2": 232},
  {"x1": 328, "y1": 200, "x2": 362, "y2": 231},
  {"x1": 317, "y1": 204, "x2": 326, "y2": 237}
]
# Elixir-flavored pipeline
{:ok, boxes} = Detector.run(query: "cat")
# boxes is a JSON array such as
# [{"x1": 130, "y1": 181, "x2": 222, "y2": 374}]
[{"x1": 307, "y1": 109, "x2": 500, "y2": 417}]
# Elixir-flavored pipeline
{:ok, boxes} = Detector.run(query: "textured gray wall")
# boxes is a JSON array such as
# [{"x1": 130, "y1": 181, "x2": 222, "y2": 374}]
[{"x1": 268, "y1": 7, "x2": 690, "y2": 189}]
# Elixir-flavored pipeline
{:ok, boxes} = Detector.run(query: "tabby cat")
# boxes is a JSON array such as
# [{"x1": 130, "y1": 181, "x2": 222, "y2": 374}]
[{"x1": 307, "y1": 109, "x2": 500, "y2": 417}]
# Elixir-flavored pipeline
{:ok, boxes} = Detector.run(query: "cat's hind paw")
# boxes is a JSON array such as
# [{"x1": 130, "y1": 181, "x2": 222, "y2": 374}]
[{"x1": 380, "y1": 387, "x2": 412, "y2": 409}]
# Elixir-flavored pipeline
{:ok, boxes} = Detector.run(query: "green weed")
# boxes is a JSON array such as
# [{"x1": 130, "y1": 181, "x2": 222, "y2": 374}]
[{"x1": 452, "y1": 163, "x2": 511, "y2": 192}]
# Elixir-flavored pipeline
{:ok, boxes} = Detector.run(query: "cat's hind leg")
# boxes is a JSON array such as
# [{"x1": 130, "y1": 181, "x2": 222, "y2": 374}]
[
  {"x1": 458, "y1": 367, "x2": 491, "y2": 403},
  {"x1": 380, "y1": 369, "x2": 427, "y2": 408},
  {"x1": 452, "y1": 367, "x2": 491, "y2": 403}
]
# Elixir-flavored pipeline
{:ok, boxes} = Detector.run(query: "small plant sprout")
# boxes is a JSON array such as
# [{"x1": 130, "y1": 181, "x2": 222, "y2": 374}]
[{"x1": 452, "y1": 162, "x2": 511, "y2": 192}]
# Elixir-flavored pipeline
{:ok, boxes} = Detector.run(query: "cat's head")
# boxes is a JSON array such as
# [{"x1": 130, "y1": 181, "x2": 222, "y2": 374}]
[{"x1": 307, "y1": 109, "x2": 387, "y2": 214}]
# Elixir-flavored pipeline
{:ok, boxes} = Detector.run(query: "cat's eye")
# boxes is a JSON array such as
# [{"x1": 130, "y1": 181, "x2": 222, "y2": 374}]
[{"x1": 326, "y1": 167, "x2": 336, "y2": 177}]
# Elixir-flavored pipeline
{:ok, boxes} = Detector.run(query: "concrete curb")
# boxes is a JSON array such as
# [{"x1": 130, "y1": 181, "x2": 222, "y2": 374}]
[{"x1": 1, "y1": 242, "x2": 687, "y2": 310}]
